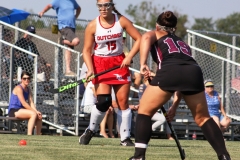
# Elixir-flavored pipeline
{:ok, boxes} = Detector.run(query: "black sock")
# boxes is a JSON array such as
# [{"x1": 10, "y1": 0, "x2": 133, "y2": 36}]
[
  {"x1": 134, "y1": 114, "x2": 152, "y2": 158},
  {"x1": 201, "y1": 118, "x2": 229, "y2": 157}
]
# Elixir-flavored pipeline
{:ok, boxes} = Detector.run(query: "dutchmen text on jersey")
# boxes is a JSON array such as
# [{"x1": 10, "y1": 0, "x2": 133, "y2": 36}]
[{"x1": 94, "y1": 14, "x2": 123, "y2": 56}]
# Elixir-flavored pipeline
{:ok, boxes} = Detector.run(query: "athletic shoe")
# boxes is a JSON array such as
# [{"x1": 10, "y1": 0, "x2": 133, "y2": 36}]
[
  {"x1": 120, "y1": 137, "x2": 134, "y2": 146},
  {"x1": 218, "y1": 154, "x2": 231, "y2": 160},
  {"x1": 79, "y1": 128, "x2": 94, "y2": 145},
  {"x1": 128, "y1": 156, "x2": 145, "y2": 160}
]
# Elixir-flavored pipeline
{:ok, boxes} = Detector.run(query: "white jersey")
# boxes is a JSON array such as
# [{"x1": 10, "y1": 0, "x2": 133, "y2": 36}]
[{"x1": 93, "y1": 14, "x2": 123, "y2": 56}]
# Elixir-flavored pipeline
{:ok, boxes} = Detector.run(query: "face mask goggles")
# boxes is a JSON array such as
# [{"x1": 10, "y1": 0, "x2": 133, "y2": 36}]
[{"x1": 96, "y1": 2, "x2": 113, "y2": 10}]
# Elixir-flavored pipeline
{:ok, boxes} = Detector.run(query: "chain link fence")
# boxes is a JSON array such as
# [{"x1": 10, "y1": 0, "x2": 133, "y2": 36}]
[
  {"x1": 187, "y1": 30, "x2": 240, "y2": 129},
  {"x1": 3, "y1": 14, "x2": 239, "y2": 136},
  {"x1": 0, "y1": 13, "x2": 87, "y2": 135},
  {"x1": 0, "y1": 14, "x2": 146, "y2": 135}
]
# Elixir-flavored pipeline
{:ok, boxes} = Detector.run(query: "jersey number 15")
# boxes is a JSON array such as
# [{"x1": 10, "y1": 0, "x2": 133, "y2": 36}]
[{"x1": 94, "y1": 41, "x2": 117, "y2": 51}]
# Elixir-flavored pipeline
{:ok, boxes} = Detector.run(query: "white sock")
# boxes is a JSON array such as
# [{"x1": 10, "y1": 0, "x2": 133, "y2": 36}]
[
  {"x1": 117, "y1": 108, "x2": 132, "y2": 141},
  {"x1": 89, "y1": 105, "x2": 106, "y2": 132}
]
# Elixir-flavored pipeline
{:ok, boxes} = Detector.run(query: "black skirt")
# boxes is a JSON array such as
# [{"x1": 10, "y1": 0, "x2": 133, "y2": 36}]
[{"x1": 151, "y1": 64, "x2": 205, "y2": 94}]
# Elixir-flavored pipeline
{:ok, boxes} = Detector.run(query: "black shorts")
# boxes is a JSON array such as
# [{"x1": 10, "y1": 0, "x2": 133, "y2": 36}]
[
  {"x1": 59, "y1": 27, "x2": 77, "y2": 43},
  {"x1": 8, "y1": 108, "x2": 20, "y2": 117},
  {"x1": 151, "y1": 64, "x2": 205, "y2": 95}
]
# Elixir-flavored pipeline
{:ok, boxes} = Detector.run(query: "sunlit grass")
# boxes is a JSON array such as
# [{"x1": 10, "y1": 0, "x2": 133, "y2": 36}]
[{"x1": 0, "y1": 134, "x2": 239, "y2": 160}]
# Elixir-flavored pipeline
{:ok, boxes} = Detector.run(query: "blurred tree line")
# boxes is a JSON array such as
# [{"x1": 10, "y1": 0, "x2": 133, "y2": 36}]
[{"x1": 125, "y1": 1, "x2": 240, "y2": 44}]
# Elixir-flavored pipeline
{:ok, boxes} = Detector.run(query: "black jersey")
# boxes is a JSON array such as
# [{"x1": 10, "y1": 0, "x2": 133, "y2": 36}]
[
  {"x1": 150, "y1": 33, "x2": 197, "y2": 69},
  {"x1": 150, "y1": 33, "x2": 204, "y2": 94}
]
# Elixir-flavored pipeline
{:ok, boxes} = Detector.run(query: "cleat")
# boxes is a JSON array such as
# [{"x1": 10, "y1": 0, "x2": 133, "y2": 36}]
[
  {"x1": 120, "y1": 137, "x2": 134, "y2": 146},
  {"x1": 218, "y1": 154, "x2": 231, "y2": 160},
  {"x1": 128, "y1": 156, "x2": 145, "y2": 160},
  {"x1": 79, "y1": 128, "x2": 94, "y2": 145}
]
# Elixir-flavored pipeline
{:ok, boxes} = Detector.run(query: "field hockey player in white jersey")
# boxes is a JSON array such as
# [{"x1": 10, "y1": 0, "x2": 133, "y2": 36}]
[{"x1": 79, "y1": 0, "x2": 141, "y2": 146}]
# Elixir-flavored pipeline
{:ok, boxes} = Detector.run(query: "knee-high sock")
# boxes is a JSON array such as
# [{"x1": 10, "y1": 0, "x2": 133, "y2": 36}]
[
  {"x1": 201, "y1": 118, "x2": 229, "y2": 157},
  {"x1": 89, "y1": 105, "x2": 106, "y2": 132},
  {"x1": 117, "y1": 108, "x2": 132, "y2": 141},
  {"x1": 134, "y1": 114, "x2": 152, "y2": 158}
]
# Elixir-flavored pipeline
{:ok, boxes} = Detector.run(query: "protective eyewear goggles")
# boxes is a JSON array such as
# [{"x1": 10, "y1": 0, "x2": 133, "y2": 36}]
[{"x1": 96, "y1": 2, "x2": 113, "y2": 10}]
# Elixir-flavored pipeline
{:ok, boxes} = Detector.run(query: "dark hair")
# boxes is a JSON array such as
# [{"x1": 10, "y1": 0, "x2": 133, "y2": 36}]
[
  {"x1": 156, "y1": 11, "x2": 177, "y2": 28},
  {"x1": 112, "y1": 5, "x2": 121, "y2": 16},
  {"x1": 21, "y1": 71, "x2": 31, "y2": 79}
]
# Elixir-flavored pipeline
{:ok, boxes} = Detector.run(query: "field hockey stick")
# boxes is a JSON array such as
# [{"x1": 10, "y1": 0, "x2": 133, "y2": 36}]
[
  {"x1": 161, "y1": 107, "x2": 185, "y2": 160},
  {"x1": 49, "y1": 65, "x2": 120, "y2": 93},
  {"x1": 147, "y1": 78, "x2": 185, "y2": 160}
]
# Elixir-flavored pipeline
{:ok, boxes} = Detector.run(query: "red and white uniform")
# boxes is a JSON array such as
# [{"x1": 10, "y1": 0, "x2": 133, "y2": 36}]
[{"x1": 92, "y1": 14, "x2": 131, "y2": 85}]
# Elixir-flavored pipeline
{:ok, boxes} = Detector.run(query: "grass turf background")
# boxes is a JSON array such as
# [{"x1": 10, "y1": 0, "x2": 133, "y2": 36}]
[{"x1": 0, "y1": 134, "x2": 239, "y2": 160}]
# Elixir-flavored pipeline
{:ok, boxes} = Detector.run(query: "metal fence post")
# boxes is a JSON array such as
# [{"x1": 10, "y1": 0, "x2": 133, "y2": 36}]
[
  {"x1": 54, "y1": 45, "x2": 60, "y2": 125},
  {"x1": 232, "y1": 36, "x2": 236, "y2": 79},
  {"x1": 33, "y1": 56, "x2": 38, "y2": 107},
  {"x1": 9, "y1": 47, "x2": 14, "y2": 101},
  {"x1": 221, "y1": 60, "x2": 226, "y2": 111},
  {"x1": 0, "y1": 25, "x2": 3, "y2": 86},
  {"x1": 226, "y1": 47, "x2": 231, "y2": 114},
  {"x1": 192, "y1": 35, "x2": 196, "y2": 59},
  {"x1": 75, "y1": 53, "x2": 80, "y2": 136}
]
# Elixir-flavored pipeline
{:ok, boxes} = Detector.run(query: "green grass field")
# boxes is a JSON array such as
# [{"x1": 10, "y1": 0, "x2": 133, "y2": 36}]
[{"x1": 0, "y1": 134, "x2": 239, "y2": 160}]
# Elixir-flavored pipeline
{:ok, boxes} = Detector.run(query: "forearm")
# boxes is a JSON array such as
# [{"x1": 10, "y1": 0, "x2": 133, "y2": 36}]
[
  {"x1": 22, "y1": 102, "x2": 37, "y2": 112},
  {"x1": 41, "y1": 4, "x2": 52, "y2": 14},
  {"x1": 75, "y1": 7, "x2": 81, "y2": 19},
  {"x1": 30, "y1": 102, "x2": 38, "y2": 112},
  {"x1": 220, "y1": 105, "x2": 227, "y2": 116},
  {"x1": 218, "y1": 97, "x2": 227, "y2": 116}
]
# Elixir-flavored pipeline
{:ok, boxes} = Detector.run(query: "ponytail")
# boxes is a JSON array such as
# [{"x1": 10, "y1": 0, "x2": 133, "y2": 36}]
[{"x1": 112, "y1": 6, "x2": 121, "y2": 16}]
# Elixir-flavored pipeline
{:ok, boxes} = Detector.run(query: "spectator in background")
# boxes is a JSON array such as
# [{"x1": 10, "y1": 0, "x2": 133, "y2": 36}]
[
  {"x1": 2, "y1": 28, "x2": 14, "y2": 78},
  {"x1": 204, "y1": 80, "x2": 231, "y2": 132},
  {"x1": 8, "y1": 71, "x2": 42, "y2": 135},
  {"x1": 39, "y1": 0, "x2": 81, "y2": 77},
  {"x1": 14, "y1": 25, "x2": 51, "y2": 81}
]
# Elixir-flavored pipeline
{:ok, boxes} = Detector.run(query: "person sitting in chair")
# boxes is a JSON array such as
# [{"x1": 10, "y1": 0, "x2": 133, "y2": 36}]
[
  {"x1": 204, "y1": 79, "x2": 231, "y2": 132},
  {"x1": 8, "y1": 71, "x2": 42, "y2": 135}
]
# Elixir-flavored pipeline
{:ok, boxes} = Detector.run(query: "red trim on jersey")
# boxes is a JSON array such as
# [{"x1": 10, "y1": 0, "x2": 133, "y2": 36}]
[
  {"x1": 98, "y1": 14, "x2": 116, "y2": 29},
  {"x1": 154, "y1": 43, "x2": 163, "y2": 69}
]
